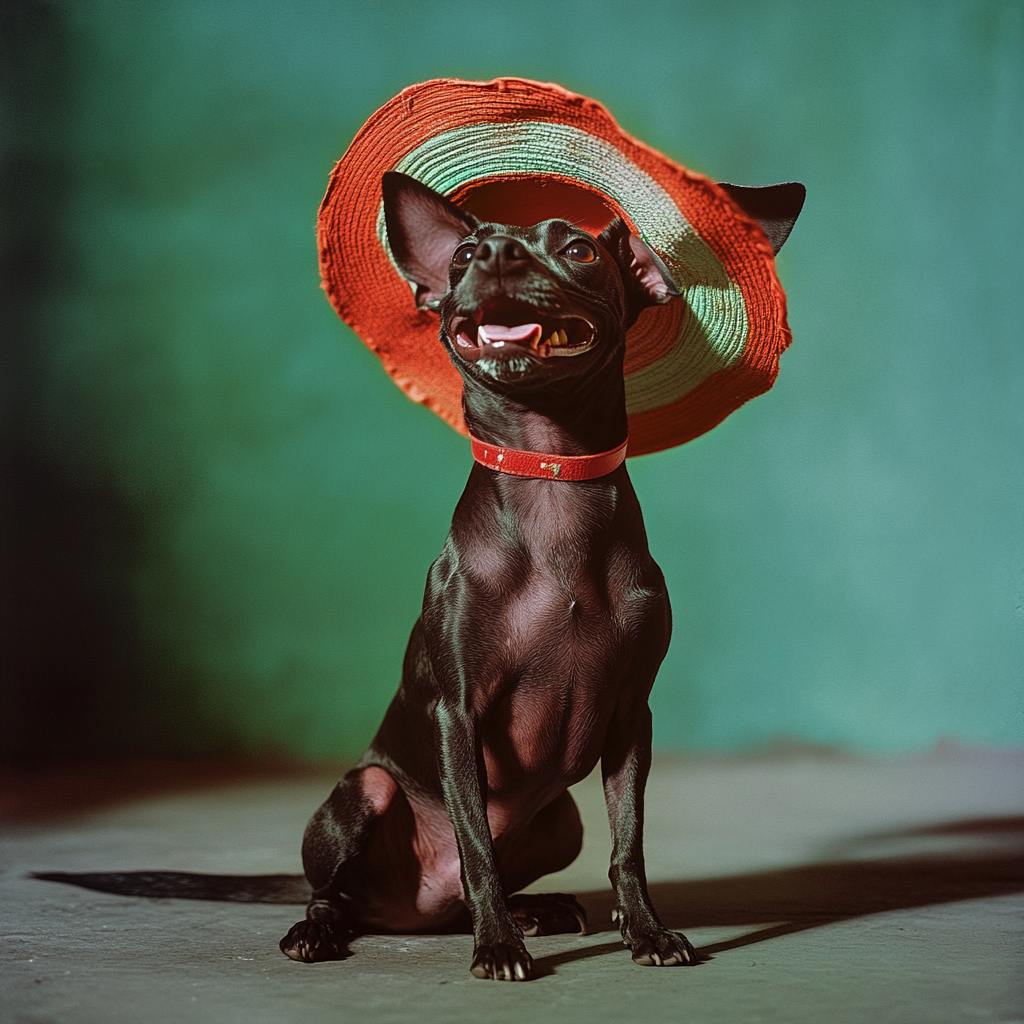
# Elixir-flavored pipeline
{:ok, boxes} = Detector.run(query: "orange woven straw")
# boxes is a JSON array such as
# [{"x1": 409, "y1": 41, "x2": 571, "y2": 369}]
[{"x1": 318, "y1": 77, "x2": 792, "y2": 457}]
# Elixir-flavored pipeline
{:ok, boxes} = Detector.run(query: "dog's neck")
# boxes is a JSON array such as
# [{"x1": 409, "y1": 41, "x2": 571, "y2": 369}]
[{"x1": 459, "y1": 350, "x2": 628, "y2": 457}]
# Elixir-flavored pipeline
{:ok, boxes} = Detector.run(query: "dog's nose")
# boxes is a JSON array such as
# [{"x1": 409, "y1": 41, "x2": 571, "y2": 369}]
[{"x1": 474, "y1": 236, "x2": 529, "y2": 273}]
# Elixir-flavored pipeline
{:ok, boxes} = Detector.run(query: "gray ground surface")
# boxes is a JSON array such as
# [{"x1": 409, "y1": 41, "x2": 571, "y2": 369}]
[{"x1": 2, "y1": 748, "x2": 1023, "y2": 1024}]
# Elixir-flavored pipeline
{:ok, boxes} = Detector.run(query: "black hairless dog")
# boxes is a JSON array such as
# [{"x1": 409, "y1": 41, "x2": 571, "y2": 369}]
[{"x1": 280, "y1": 172, "x2": 803, "y2": 981}]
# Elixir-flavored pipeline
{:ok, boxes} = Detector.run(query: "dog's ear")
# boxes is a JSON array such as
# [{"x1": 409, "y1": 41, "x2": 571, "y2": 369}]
[
  {"x1": 598, "y1": 218, "x2": 681, "y2": 322},
  {"x1": 382, "y1": 172, "x2": 478, "y2": 311},
  {"x1": 718, "y1": 182, "x2": 806, "y2": 255}
]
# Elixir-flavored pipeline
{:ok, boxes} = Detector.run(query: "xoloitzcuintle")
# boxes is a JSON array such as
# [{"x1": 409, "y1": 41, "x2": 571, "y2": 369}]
[{"x1": 280, "y1": 172, "x2": 803, "y2": 981}]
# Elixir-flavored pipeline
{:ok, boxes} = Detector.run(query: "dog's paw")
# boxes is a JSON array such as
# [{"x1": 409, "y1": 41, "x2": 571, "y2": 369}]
[
  {"x1": 279, "y1": 919, "x2": 352, "y2": 963},
  {"x1": 612, "y1": 909, "x2": 699, "y2": 966},
  {"x1": 508, "y1": 892, "x2": 587, "y2": 936},
  {"x1": 470, "y1": 941, "x2": 535, "y2": 981},
  {"x1": 625, "y1": 927, "x2": 699, "y2": 966}
]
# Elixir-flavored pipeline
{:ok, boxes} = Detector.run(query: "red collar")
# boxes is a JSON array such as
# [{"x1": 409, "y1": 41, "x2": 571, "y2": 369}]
[{"x1": 469, "y1": 434, "x2": 628, "y2": 481}]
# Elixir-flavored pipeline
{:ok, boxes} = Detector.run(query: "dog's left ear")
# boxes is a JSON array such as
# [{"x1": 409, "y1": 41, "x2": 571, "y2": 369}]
[
  {"x1": 718, "y1": 182, "x2": 806, "y2": 255},
  {"x1": 598, "y1": 218, "x2": 681, "y2": 323},
  {"x1": 382, "y1": 172, "x2": 478, "y2": 311}
]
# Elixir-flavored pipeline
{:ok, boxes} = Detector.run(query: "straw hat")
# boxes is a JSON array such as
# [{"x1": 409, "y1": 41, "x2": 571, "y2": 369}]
[{"x1": 318, "y1": 77, "x2": 802, "y2": 457}]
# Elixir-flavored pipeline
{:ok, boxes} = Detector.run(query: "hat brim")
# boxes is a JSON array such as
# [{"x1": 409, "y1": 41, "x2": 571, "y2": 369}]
[{"x1": 318, "y1": 78, "x2": 791, "y2": 457}]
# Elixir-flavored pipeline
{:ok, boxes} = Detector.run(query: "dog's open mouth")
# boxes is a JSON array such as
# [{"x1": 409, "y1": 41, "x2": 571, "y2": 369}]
[{"x1": 449, "y1": 301, "x2": 596, "y2": 360}]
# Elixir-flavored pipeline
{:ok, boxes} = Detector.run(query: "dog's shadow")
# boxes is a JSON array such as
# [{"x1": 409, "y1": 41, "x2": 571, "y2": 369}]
[
  {"x1": 542, "y1": 814, "x2": 1024, "y2": 968},
  {"x1": 33, "y1": 816, "x2": 1024, "y2": 967}
]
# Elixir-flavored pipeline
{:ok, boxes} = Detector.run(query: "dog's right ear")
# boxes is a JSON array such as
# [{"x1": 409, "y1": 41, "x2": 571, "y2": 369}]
[{"x1": 382, "y1": 172, "x2": 478, "y2": 311}]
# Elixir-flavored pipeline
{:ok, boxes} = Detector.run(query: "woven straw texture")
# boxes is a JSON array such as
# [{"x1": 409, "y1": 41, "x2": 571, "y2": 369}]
[{"x1": 318, "y1": 77, "x2": 792, "y2": 457}]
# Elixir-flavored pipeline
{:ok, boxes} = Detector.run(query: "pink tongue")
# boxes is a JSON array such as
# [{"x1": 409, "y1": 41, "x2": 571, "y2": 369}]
[{"x1": 479, "y1": 323, "x2": 542, "y2": 345}]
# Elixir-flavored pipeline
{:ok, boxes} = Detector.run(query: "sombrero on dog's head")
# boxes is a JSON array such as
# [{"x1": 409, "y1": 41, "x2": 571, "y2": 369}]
[{"x1": 318, "y1": 77, "x2": 803, "y2": 457}]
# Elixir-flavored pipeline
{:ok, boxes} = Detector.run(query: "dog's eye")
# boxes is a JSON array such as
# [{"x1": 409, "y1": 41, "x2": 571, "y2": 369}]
[
  {"x1": 562, "y1": 241, "x2": 597, "y2": 263},
  {"x1": 452, "y1": 243, "x2": 476, "y2": 266}
]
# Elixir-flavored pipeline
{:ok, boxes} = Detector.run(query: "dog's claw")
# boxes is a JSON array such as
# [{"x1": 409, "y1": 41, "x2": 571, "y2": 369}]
[{"x1": 470, "y1": 942, "x2": 535, "y2": 982}]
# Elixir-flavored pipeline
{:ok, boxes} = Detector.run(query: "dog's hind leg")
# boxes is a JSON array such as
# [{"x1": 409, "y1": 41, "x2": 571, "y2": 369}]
[
  {"x1": 508, "y1": 892, "x2": 587, "y2": 936},
  {"x1": 498, "y1": 790, "x2": 587, "y2": 936},
  {"x1": 279, "y1": 765, "x2": 397, "y2": 963}
]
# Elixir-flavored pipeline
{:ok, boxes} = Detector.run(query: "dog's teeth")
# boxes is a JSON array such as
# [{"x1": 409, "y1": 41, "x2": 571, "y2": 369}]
[{"x1": 558, "y1": 329, "x2": 568, "y2": 346}]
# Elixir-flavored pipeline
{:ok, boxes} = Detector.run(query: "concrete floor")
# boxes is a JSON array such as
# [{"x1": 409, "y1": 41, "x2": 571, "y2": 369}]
[{"x1": 2, "y1": 747, "x2": 1022, "y2": 1024}]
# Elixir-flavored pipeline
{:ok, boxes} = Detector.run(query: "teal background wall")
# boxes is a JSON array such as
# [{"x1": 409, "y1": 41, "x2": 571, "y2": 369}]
[{"x1": 2, "y1": 0, "x2": 1022, "y2": 760}]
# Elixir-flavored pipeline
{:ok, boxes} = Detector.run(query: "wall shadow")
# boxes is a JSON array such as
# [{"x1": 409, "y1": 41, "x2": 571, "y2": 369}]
[{"x1": 1, "y1": 0, "x2": 151, "y2": 761}]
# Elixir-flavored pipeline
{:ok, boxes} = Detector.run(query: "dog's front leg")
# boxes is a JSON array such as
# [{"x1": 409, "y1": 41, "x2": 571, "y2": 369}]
[
  {"x1": 434, "y1": 701, "x2": 534, "y2": 981},
  {"x1": 602, "y1": 702, "x2": 699, "y2": 966}
]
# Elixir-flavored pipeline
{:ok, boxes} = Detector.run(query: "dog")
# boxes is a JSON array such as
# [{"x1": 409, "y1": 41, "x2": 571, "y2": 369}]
[{"x1": 280, "y1": 171, "x2": 801, "y2": 981}]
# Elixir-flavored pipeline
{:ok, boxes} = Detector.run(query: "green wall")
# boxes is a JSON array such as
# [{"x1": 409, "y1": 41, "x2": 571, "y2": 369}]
[{"x1": 2, "y1": 0, "x2": 1022, "y2": 759}]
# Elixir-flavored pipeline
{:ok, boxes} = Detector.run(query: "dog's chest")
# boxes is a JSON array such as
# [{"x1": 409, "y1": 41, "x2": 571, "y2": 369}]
[
  {"x1": 451, "y1": 477, "x2": 666, "y2": 792},
  {"x1": 477, "y1": 575, "x2": 654, "y2": 793}
]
